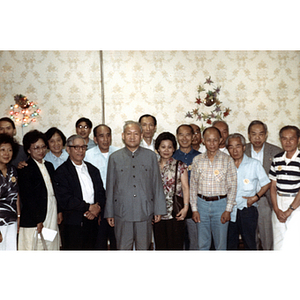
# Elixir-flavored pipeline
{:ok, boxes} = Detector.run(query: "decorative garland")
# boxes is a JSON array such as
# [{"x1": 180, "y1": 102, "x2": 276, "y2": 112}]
[
  {"x1": 9, "y1": 94, "x2": 41, "y2": 127},
  {"x1": 185, "y1": 76, "x2": 231, "y2": 130}
]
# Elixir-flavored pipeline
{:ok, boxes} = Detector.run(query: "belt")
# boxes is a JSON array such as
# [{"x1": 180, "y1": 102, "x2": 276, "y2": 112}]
[
  {"x1": 277, "y1": 192, "x2": 298, "y2": 197},
  {"x1": 198, "y1": 194, "x2": 227, "y2": 201}
]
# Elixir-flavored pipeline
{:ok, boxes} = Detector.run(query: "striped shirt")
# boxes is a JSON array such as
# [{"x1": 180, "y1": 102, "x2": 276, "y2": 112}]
[
  {"x1": 190, "y1": 150, "x2": 237, "y2": 212},
  {"x1": 269, "y1": 149, "x2": 300, "y2": 194}
]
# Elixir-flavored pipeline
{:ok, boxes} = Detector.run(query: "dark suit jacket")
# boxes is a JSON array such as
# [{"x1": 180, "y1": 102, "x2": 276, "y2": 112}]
[
  {"x1": 18, "y1": 157, "x2": 56, "y2": 227},
  {"x1": 54, "y1": 157, "x2": 106, "y2": 226},
  {"x1": 245, "y1": 142, "x2": 282, "y2": 207}
]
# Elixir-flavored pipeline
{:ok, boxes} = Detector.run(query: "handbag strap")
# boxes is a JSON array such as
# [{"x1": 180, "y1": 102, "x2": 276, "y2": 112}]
[{"x1": 174, "y1": 160, "x2": 179, "y2": 195}]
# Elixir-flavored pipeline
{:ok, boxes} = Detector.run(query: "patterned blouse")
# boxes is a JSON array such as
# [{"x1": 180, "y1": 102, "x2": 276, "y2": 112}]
[
  {"x1": 0, "y1": 164, "x2": 18, "y2": 226},
  {"x1": 159, "y1": 157, "x2": 187, "y2": 220}
]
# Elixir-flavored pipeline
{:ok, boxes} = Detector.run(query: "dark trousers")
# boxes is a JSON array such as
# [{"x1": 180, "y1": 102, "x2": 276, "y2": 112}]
[
  {"x1": 227, "y1": 206, "x2": 258, "y2": 250},
  {"x1": 153, "y1": 218, "x2": 185, "y2": 250},
  {"x1": 62, "y1": 218, "x2": 98, "y2": 250},
  {"x1": 95, "y1": 218, "x2": 117, "y2": 250}
]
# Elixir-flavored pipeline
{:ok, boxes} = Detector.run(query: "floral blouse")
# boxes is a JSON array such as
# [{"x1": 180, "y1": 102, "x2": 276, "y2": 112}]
[
  {"x1": 159, "y1": 157, "x2": 187, "y2": 220},
  {"x1": 0, "y1": 164, "x2": 18, "y2": 226}
]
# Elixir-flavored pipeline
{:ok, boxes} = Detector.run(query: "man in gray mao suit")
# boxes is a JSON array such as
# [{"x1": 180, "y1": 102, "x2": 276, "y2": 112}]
[
  {"x1": 245, "y1": 120, "x2": 282, "y2": 250},
  {"x1": 104, "y1": 121, "x2": 166, "y2": 250}
]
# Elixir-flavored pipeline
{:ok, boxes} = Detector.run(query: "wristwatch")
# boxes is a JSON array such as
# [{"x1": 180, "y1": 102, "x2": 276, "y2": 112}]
[{"x1": 289, "y1": 204, "x2": 295, "y2": 211}]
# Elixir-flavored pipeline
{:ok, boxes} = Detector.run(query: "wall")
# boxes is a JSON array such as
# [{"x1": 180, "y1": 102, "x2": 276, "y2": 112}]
[{"x1": 1, "y1": 50, "x2": 299, "y2": 148}]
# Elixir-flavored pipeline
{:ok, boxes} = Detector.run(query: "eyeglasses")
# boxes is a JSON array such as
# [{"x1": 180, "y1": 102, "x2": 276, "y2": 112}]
[
  {"x1": 31, "y1": 145, "x2": 47, "y2": 151},
  {"x1": 77, "y1": 125, "x2": 89, "y2": 129},
  {"x1": 69, "y1": 145, "x2": 88, "y2": 151}
]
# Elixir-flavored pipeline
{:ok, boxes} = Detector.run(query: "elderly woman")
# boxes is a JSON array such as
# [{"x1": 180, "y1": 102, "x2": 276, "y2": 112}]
[
  {"x1": 153, "y1": 132, "x2": 190, "y2": 250},
  {"x1": 0, "y1": 134, "x2": 20, "y2": 250},
  {"x1": 44, "y1": 127, "x2": 68, "y2": 170},
  {"x1": 18, "y1": 130, "x2": 61, "y2": 250}
]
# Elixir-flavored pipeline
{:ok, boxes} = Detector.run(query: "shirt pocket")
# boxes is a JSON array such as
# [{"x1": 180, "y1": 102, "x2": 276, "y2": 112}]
[{"x1": 214, "y1": 169, "x2": 226, "y2": 183}]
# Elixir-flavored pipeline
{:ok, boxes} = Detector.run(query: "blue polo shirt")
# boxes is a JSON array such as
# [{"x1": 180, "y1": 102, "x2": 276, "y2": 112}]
[{"x1": 173, "y1": 147, "x2": 200, "y2": 182}]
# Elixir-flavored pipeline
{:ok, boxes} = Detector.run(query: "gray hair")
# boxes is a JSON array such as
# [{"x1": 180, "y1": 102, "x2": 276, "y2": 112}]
[
  {"x1": 226, "y1": 133, "x2": 246, "y2": 148},
  {"x1": 123, "y1": 120, "x2": 143, "y2": 133},
  {"x1": 248, "y1": 120, "x2": 268, "y2": 134},
  {"x1": 212, "y1": 120, "x2": 229, "y2": 130},
  {"x1": 66, "y1": 134, "x2": 86, "y2": 147}
]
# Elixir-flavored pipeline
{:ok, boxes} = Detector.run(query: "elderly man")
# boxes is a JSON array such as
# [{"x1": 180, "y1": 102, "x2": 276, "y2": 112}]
[
  {"x1": 226, "y1": 133, "x2": 271, "y2": 250},
  {"x1": 85, "y1": 124, "x2": 119, "y2": 250},
  {"x1": 173, "y1": 124, "x2": 200, "y2": 250},
  {"x1": 54, "y1": 134, "x2": 105, "y2": 250},
  {"x1": 138, "y1": 114, "x2": 157, "y2": 151},
  {"x1": 212, "y1": 120, "x2": 229, "y2": 155},
  {"x1": 269, "y1": 125, "x2": 300, "y2": 250},
  {"x1": 75, "y1": 117, "x2": 96, "y2": 150},
  {"x1": 190, "y1": 123, "x2": 206, "y2": 153},
  {"x1": 245, "y1": 120, "x2": 281, "y2": 250},
  {"x1": 104, "y1": 120, "x2": 166, "y2": 250},
  {"x1": 0, "y1": 117, "x2": 27, "y2": 167},
  {"x1": 190, "y1": 126, "x2": 237, "y2": 250}
]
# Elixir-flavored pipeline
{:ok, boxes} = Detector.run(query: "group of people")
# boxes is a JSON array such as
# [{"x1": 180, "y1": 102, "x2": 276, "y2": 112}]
[{"x1": 0, "y1": 114, "x2": 299, "y2": 251}]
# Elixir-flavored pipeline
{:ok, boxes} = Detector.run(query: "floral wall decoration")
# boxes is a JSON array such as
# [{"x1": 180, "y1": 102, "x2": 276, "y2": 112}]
[{"x1": 185, "y1": 76, "x2": 231, "y2": 131}]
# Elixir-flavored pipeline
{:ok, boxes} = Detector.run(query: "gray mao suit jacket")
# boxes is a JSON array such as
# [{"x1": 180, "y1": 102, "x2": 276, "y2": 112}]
[
  {"x1": 104, "y1": 146, "x2": 167, "y2": 222},
  {"x1": 245, "y1": 142, "x2": 282, "y2": 206}
]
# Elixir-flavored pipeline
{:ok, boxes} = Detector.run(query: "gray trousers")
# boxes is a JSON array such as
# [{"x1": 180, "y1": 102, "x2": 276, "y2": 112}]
[
  {"x1": 256, "y1": 196, "x2": 273, "y2": 250},
  {"x1": 114, "y1": 216, "x2": 152, "y2": 250}
]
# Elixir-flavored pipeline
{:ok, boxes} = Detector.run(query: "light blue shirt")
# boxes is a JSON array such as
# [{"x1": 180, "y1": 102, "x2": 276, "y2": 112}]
[
  {"x1": 84, "y1": 145, "x2": 119, "y2": 188},
  {"x1": 231, "y1": 154, "x2": 270, "y2": 222},
  {"x1": 87, "y1": 138, "x2": 97, "y2": 150},
  {"x1": 44, "y1": 149, "x2": 69, "y2": 170}
]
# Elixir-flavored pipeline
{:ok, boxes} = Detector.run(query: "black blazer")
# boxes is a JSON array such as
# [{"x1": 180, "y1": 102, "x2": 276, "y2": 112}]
[
  {"x1": 18, "y1": 157, "x2": 56, "y2": 228},
  {"x1": 54, "y1": 157, "x2": 106, "y2": 226}
]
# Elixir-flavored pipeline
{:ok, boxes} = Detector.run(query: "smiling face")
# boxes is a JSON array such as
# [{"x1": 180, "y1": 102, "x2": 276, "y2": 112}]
[
  {"x1": 0, "y1": 143, "x2": 13, "y2": 166},
  {"x1": 248, "y1": 124, "x2": 267, "y2": 151},
  {"x1": 94, "y1": 126, "x2": 111, "y2": 153},
  {"x1": 76, "y1": 121, "x2": 91, "y2": 140},
  {"x1": 27, "y1": 138, "x2": 47, "y2": 163},
  {"x1": 176, "y1": 125, "x2": 193, "y2": 152},
  {"x1": 158, "y1": 139, "x2": 175, "y2": 160},
  {"x1": 122, "y1": 124, "x2": 142, "y2": 152},
  {"x1": 48, "y1": 132, "x2": 64, "y2": 157},
  {"x1": 67, "y1": 137, "x2": 87, "y2": 165}
]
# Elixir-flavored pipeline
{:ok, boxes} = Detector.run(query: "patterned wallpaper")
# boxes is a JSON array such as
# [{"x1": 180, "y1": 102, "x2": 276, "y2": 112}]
[{"x1": 1, "y1": 50, "x2": 299, "y2": 148}]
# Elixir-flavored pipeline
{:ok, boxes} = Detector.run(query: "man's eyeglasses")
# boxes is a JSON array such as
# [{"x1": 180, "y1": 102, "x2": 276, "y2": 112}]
[
  {"x1": 77, "y1": 125, "x2": 90, "y2": 129},
  {"x1": 69, "y1": 145, "x2": 88, "y2": 151}
]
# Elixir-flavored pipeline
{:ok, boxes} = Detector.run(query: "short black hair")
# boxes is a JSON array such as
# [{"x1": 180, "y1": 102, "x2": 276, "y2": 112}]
[
  {"x1": 248, "y1": 120, "x2": 268, "y2": 134},
  {"x1": 23, "y1": 130, "x2": 48, "y2": 155},
  {"x1": 176, "y1": 124, "x2": 194, "y2": 134},
  {"x1": 0, "y1": 117, "x2": 16, "y2": 129},
  {"x1": 45, "y1": 127, "x2": 66, "y2": 146},
  {"x1": 155, "y1": 132, "x2": 177, "y2": 152},
  {"x1": 75, "y1": 117, "x2": 93, "y2": 129},
  {"x1": 202, "y1": 126, "x2": 222, "y2": 138},
  {"x1": 0, "y1": 134, "x2": 19, "y2": 161},
  {"x1": 93, "y1": 124, "x2": 112, "y2": 137},
  {"x1": 279, "y1": 125, "x2": 300, "y2": 139},
  {"x1": 138, "y1": 114, "x2": 157, "y2": 126}
]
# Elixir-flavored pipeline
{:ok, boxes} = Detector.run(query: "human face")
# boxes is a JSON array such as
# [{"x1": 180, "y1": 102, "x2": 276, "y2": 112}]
[
  {"x1": 140, "y1": 116, "x2": 156, "y2": 140},
  {"x1": 176, "y1": 126, "x2": 193, "y2": 151},
  {"x1": 190, "y1": 124, "x2": 201, "y2": 146},
  {"x1": 28, "y1": 138, "x2": 47, "y2": 163},
  {"x1": 67, "y1": 138, "x2": 87, "y2": 165},
  {"x1": 122, "y1": 124, "x2": 142, "y2": 152},
  {"x1": 0, "y1": 121, "x2": 16, "y2": 137},
  {"x1": 76, "y1": 122, "x2": 91, "y2": 140},
  {"x1": 213, "y1": 122, "x2": 228, "y2": 148},
  {"x1": 158, "y1": 140, "x2": 174, "y2": 160},
  {"x1": 280, "y1": 129, "x2": 300, "y2": 157},
  {"x1": 0, "y1": 143, "x2": 13, "y2": 166},
  {"x1": 248, "y1": 124, "x2": 267, "y2": 151},
  {"x1": 94, "y1": 126, "x2": 111, "y2": 153},
  {"x1": 48, "y1": 132, "x2": 63, "y2": 157},
  {"x1": 203, "y1": 128, "x2": 221, "y2": 154},
  {"x1": 227, "y1": 137, "x2": 245, "y2": 162}
]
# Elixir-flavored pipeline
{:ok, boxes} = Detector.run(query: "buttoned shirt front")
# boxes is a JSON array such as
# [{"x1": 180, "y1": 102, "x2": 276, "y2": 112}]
[
  {"x1": 190, "y1": 150, "x2": 237, "y2": 212},
  {"x1": 230, "y1": 154, "x2": 270, "y2": 222},
  {"x1": 140, "y1": 138, "x2": 155, "y2": 152},
  {"x1": 84, "y1": 145, "x2": 119, "y2": 188},
  {"x1": 251, "y1": 143, "x2": 265, "y2": 165}
]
